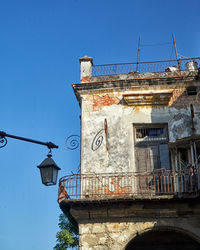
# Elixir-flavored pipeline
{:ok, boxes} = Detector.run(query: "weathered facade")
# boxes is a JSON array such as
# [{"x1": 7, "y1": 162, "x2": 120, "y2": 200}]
[{"x1": 58, "y1": 56, "x2": 200, "y2": 249}]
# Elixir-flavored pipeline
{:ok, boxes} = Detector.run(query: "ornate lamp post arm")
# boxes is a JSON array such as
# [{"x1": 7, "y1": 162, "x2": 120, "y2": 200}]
[
  {"x1": 0, "y1": 130, "x2": 60, "y2": 186},
  {"x1": 0, "y1": 131, "x2": 58, "y2": 149}
]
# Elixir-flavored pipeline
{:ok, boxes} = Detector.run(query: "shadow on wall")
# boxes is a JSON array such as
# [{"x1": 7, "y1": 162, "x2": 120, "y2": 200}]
[
  {"x1": 132, "y1": 88, "x2": 200, "y2": 192},
  {"x1": 165, "y1": 87, "x2": 200, "y2": 140}
]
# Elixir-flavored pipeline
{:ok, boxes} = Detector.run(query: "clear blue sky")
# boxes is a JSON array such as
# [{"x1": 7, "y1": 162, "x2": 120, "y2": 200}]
[{"x1": 0, "y1": 0, "x2": 199, "y2": 249}]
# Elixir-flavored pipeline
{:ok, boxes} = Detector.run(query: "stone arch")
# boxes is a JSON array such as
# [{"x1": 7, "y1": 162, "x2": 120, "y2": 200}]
[{"x1": 122, "y1": 224, "x2": 200, "y2": 250}]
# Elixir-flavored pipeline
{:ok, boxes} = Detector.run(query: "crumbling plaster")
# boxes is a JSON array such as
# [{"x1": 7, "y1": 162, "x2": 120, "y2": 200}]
[
  {"x1": 65, "y1": 59, "x2": 200, "y2": 250},
  {"x1": 80, "y1": 86, "x2": 200, "y2": 174}
]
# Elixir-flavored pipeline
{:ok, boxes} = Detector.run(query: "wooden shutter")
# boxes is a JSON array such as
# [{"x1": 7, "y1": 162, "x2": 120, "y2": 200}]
[
  {"x1": 135, "y1": 145, "x2": 159, "y2": 172},
  {"x1": 135, "y1": 147, "x2": 147, "y2": 172},
  {"x1": 148, "y1": 145, "x2": 159, "y2": 171},
  {"x1": 159, "y1": 144, "x2": 170, "y2": 170}
]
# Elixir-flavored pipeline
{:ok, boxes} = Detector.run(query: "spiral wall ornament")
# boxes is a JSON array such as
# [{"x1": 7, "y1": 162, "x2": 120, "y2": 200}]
[
  {"x1": 91, "y1": 129, "x2": 104, "y2": 151},
  {"x1": 65, "y1": 135, "x2": 80, "y2": 150},
  {"x1": 0, "y1": 137, "x2": 7, "y2": 149}
]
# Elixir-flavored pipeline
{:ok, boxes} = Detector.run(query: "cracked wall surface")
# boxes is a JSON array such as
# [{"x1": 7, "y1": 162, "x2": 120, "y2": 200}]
[
  {"x1": 80, "y1": 83, "x2": 200, "y2": 175},
  {"x1": 72, "y1": 66, "x2": 200, "y2": 249}
]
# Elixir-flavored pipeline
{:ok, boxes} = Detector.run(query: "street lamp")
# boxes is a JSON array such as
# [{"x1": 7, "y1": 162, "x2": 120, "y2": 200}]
[
  {"x1": 0, "y1": 131, "x2": 60, "y2": 186},
  {"x1": 37, "y1": 151, "x2": 61, "y2": 186}
]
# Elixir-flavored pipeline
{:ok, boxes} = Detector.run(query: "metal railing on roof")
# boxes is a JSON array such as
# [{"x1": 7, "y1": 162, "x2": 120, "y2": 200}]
[{"x1": 92, "y1": 57, "x2": 200, "y2": 77}]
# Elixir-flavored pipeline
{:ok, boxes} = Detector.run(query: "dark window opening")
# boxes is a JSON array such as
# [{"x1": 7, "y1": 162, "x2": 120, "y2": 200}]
[{"x1": 186, "y1": 86, "x2": 197, "y2": 95}]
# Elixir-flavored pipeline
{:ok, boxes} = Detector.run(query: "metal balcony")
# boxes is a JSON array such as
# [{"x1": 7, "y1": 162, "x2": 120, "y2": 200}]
[{"x1": 58, "y1": 171, "x2": 200, "y2": 202}]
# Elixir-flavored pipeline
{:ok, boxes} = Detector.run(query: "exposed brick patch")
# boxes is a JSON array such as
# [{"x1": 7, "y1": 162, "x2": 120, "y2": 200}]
[
  {"x1": 93, "y1": 94, "x2": 120, "y2": 111},
  {"x1": 169, "y1": 89, "x2": 185, "y2": 106},
  {"x1": 169, "y1": 89, "x2": 198, "y2": 109},
  {"x1": 94, "y1": 182, "x2": 132, "y2": 198},
  {"x1": 81, "y1": 76, "x2": 90, "y2": 83}
]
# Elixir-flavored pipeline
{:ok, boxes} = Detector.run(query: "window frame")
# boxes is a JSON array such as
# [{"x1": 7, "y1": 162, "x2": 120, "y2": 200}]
[
  {"x1": 133, "y1": 123, "x2": 169, "y2": 145},
  {"x1": 133, "y1": 123, "x2": 171, "y2": 172}
]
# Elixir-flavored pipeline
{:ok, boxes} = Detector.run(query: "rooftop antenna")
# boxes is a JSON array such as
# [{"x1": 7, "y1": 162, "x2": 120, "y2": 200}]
[
  {"x1": 136, "y1": 36, "x2": 141, "y2": 72},
  {"x1": 172, "y1": 32, "x2": 182, "y2": 70}
]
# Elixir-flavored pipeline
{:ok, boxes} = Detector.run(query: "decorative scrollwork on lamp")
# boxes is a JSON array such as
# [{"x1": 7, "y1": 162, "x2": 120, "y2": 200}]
[
  {"x1": 66, "y1": 135, "x2": 80, "y2": 150},
  {"x1": 0, "y1": 136, "x2": 7, "y2": 149}
]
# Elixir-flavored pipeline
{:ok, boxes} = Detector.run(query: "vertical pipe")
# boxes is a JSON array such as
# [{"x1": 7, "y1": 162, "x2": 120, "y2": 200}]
[
  {"x1": 104, "y1": 119, "x2": 109, "y2": 151},
  {"x1": 190, "y1": 104, "x2": 195, "y2": 136}
]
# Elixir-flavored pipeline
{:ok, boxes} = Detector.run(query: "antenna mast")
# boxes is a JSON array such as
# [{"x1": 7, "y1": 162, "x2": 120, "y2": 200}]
[
  {"x1": 136, "y1": 36, "x2": 141, "y2": 72},
  {"x1": 172, "y1": 32, "x2": 181, "y2": 70}
]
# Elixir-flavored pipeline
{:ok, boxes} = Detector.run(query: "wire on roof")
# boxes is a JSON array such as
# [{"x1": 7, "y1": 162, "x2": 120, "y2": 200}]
[
  {"x1": 141, "y1": 42, "x2": 172, "y2": 47},
  {"x1": 178, "y1": 53, "x2": 188, "y2": 59}
]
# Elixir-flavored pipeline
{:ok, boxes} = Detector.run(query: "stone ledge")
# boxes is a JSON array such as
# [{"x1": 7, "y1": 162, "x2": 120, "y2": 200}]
[{"x1": 59, "y1": 196, "x2": 200, "y2": 223}]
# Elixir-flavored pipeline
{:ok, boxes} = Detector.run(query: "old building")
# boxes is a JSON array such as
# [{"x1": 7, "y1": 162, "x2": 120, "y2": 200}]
[{"x1": 58, "y1": 56, "x2": 200, "y2": 249}]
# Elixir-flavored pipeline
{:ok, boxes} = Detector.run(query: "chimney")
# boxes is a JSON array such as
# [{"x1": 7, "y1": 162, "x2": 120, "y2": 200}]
[{"x1": 79, "y1": 56, "x2": 93, "y2": 83}]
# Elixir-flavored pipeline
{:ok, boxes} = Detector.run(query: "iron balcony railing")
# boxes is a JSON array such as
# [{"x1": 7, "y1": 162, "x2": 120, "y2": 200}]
[
  {"x1": 58, "y1": 171, "x2": 199, "y2": 202},
  {"x1": 92, "y1": 57, "x2": 200, "y2": 76}
]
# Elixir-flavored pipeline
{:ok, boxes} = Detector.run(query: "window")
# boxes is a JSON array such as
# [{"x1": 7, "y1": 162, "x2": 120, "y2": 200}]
[
  {"x1": 134, "y1": 124, "x2": 170, "y2": 172},
  {"x1": 186, "y1": 86, "x2": 197, "y2": 96},
  {"x1": 135, "y1": 127, "x2": 167, "y2": 142}
]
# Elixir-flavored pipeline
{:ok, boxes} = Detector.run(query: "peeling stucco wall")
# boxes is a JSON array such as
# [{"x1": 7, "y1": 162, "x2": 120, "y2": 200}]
[
  {"x1": 68, "y1": 61, "x2": 200, "y2": 250},
  {"x1": 80, "y1": 82, "x2": 200, "y2": 174}
]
